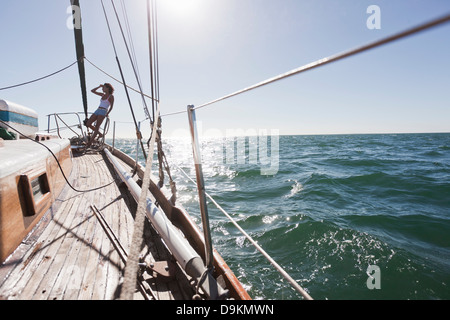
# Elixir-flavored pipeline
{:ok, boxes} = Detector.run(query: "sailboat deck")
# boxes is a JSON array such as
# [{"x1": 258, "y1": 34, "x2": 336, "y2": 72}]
[{"x1": 0, "y1": 150, "x2": 192, "y2": 300}]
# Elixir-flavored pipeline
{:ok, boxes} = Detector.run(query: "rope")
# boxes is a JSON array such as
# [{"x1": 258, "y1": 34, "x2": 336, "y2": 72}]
[
  {"x1": 0, "y1": 60, "x2": 78, "y2": 91},
  {"x1": 84, "y1": 57, "x2": 157, "y2": 103},
  {"x1": 120, "y1": 101, "x2": 161, "y2": 300},
  {"x1": 160, "y1": 13, "x2": 450, "y2": 117},
  {"x1": 120, "y1": 1, "x2": 164, "y2": 299},
  {"x1": 173, "y1": 163, "x2": 313, "y2": 300}
]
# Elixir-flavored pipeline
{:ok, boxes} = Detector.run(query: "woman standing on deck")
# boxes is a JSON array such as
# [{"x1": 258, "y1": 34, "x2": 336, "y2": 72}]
[{"x1": 85, "y1": 83, "x2": 114, "y2": 149}]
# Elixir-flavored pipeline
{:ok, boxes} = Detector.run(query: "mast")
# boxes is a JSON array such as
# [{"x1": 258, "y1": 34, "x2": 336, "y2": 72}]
[{"x1": 70, "y1": 0, "x2": 88, "y2": 122}]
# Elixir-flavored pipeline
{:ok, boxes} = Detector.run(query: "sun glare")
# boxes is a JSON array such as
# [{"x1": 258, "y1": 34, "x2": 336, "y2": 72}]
[{"x1": 160, "y1": 0, "x2": 206, "y2": 19}]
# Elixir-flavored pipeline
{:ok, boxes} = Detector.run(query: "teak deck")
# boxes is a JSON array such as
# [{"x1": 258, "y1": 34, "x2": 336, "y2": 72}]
[{"x1": 0, "y1": 150, "x2": 193, "y2": 300}]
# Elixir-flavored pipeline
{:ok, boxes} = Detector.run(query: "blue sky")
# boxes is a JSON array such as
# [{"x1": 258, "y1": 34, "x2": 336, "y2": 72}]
[{"x1": 1, "y1": 0, "x2": 449, "y2": 138}]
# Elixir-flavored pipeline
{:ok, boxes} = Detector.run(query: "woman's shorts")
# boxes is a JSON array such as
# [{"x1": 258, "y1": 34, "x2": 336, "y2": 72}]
[{"x1": 93, "y1": 108, "x2": 108, "y2": 116}]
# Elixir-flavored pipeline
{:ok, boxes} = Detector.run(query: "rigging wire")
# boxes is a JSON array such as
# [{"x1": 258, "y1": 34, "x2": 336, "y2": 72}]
[
  {"x1": 110, "y1": 0, "x2": 152, "y2": 123},
  {"x1": 109, "y1": 0, "x2": 169, "y2": 190},
  {"x1": 149, "y1": 0, "x2": 160, "y2": 116},
  {"x1": 100, "y1": 0, "x2": 147, "y2": 160},
  {"x1": 100, "y1": 0, "x2": 170, "y2": 194},
  {"x1": 0, "y1": 60, "x2": 78, "y2": 91},
  {"x1": 147, "y1": 0, "x2": 158, "y2": 123},
  {"x1": 160, "y1": 12, "x2": 450, "y2": 117},
  {"x1": 120, "y1": 0, "x2": 142, "y2": 90},
  {"x1": 172, "y1": 162, "x2": 313, "y2": 300},
  {"x1": 153, "y1": 1, "x2": 160, "y2": 106},
  {"x1": 120, "y1": 0, "x2": 177, "y2": 299},
  {"x1": 84, "y1": 57, "x2": 157, "y2": 102},
  {"x1": 145, "y1": 0, "x2": 174, "y2": 193}
]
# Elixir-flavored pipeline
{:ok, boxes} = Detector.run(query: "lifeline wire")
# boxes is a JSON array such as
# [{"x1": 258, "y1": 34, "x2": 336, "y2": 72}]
[
  {"x1": 160, "y1": 13, "x2": 450, "y2": 117},
  {"x1": 173, "y1": 163, "x2": 313, "y2": 300}
]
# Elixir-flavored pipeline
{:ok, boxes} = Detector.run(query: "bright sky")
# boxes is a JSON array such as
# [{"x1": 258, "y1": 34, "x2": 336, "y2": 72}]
[{"x1": 1, "y1": 0, "x2": 449, "y2": 138}]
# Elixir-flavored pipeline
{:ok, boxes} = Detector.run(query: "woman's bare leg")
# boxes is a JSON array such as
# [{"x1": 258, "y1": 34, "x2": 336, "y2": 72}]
[{"x1": 86, "y1": 116, "x2": 105, "y2": 148}]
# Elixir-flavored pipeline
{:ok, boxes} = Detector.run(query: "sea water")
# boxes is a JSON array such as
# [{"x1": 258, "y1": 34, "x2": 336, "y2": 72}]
[{"x1": 110, "y1": 133, "x2": 450, "y2": 300}]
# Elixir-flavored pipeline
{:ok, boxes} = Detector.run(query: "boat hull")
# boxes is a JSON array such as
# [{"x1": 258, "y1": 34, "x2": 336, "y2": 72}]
[
  {"x1": 106, "y1": 145, "x2": 251, "y2": 300},
  {"x1": 0, "y1": 142, "x2": 249, "y2": 300}
]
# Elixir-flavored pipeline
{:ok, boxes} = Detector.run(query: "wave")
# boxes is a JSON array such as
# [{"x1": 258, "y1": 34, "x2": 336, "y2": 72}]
[
  {"x1": 284, "y1": 179, "x2": 304, "y2": 198},
  {"x1": 113, "y1": 134, "x2": 450, "y2": 299},
  {"x1": 343, "y1": 212, "x2": 450, "y2": 244}
]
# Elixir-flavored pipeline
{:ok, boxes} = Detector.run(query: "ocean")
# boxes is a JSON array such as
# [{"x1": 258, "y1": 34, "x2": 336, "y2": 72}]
[{"x1": 109, "y1": 133, "x2": 450, "y2": 300}]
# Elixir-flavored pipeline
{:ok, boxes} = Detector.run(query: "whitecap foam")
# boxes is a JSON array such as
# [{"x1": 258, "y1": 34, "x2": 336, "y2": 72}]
[{"x1": 285, "y1": 179, "x2": 304, "y2": 198}]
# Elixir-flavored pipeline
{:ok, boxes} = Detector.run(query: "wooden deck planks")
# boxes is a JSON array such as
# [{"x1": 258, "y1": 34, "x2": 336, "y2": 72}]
[
  {"x1": 0, "y1": 149, "x2": 195, "y2": 300},
  {"x1": 5, "y1": 173, "x2": 85, "y2": 298},
  {"x1": 11, "y1": 154, "x2": 98, "y2": 299},
  {"x1": 31, "y1": 153, "x2": 98, "y2": 299},
  {"x1": 0, "y1": 152, "x2": 130, "y2": 299}
]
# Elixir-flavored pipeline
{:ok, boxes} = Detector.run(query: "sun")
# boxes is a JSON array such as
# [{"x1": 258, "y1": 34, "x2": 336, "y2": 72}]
[{"x1": 158, "y1": 0, "x2": 204, "y2": 19}]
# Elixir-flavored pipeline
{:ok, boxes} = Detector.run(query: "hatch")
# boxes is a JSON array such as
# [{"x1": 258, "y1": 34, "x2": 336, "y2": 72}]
[{"x1": 19, "y1": 168, "x2": 51, "y2": 217}]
